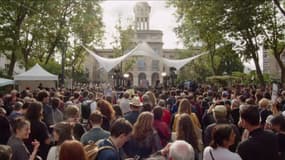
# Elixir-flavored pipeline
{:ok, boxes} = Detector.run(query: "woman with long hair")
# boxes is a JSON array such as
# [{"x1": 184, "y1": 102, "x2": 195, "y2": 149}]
[
  {"x1": 176, "y1": 113, "x2": 199, "y2": 152},
  {"x1": 7, "y1": 118, "x2": 40, "y2": 160},
  {"x1": 47, "y1": 122, "x2": 73, "y2": 160},
  {"x1": 25, "y1": 102, "x2": 50, "y2": 160},
  {"x1": 172, "y1": 98, "x2": 201, "y2": 132},
  {"x1": 124, "y1": 112, "x2": 162, "y2": 158},
  {"x1": 96, "y1": 99, "x2": 115, "y2": 130},
  {"x1": 203, "y1": 124, "x2": 241, "y2": 160},
  {"x1": 59, "y1": 140, "x2": 87, "y2": 160}
]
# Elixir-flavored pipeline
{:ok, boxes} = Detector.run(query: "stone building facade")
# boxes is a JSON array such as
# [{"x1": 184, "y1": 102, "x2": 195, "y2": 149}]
[{"x1": 83, "y1": 2, "x2": 179, "y2": 87}]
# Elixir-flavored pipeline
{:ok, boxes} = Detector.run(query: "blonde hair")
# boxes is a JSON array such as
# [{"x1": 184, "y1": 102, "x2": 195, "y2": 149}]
[
  {"x1": 133, "y1": 112, "x2": 154, "y2": 141},
  {"x1": 178, "y1": 98, "x2": 192, "y2": 115},
  {"x1": 145, "y1": 91, "x2": 156, "y2": 107}
]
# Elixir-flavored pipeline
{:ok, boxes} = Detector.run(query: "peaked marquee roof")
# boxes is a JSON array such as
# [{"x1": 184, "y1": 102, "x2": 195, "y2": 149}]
[{"x1": 14, "y1": 64, "x2": 58, "y2": 81}]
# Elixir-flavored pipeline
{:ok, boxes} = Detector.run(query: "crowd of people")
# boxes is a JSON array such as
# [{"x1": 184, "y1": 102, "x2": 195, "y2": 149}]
[{"x1": 0, "y1": 83, "x2": 284, "y2": 160}]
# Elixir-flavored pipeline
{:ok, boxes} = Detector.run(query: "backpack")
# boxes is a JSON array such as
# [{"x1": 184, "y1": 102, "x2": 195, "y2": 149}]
[
  {"x1": 81, "y1": 100, "x2": 92, "y2": 120},
  {"x1": 84, "y1": 141, "x2": 115, "y2": 160}
]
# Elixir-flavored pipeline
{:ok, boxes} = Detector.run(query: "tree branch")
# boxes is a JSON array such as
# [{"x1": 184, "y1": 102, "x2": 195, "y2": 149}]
[{"x1": 273, "y1": 0, "x2": 285, "y2": 16}]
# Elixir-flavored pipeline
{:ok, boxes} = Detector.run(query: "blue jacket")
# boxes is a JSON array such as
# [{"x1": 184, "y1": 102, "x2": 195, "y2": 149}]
[{"x1": 97, "y1": 139, "x2": 122, "y2": 160}]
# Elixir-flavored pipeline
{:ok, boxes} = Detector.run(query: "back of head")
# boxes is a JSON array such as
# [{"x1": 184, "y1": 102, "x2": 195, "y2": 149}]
[
  {"x1": 169, "y1": 140, "x2": 195, "y2": 160},
  {"x1": 64, "y1": 105, "x2": 79, "y2": 120},
  {"x1": 59, "y1": 140, "x2": 87, "y2": 160},
  {"x1": 240, "y1": 104, "x2": 259, "y2": 126},
  {"x1": 37, "y1": 90, "x2": 49, "y2": 102},
  {"x1": 271, "y1": 115, "x2": 285, "y2": 132},
  {"x1": 25, "y1": 102, "x2": 43, "y2": 121},
  {"x1": 110, "y1": 118, "x2": 132, "y2": 138},
  {"x1": 210, "y1": 124, "x2": 233, "y2": 148},
  {"x1": 258, "y1": 98, "x2": 270, "y2": 109},
  {"x1": 153, "y1": 106, "x2": 163, "y2": 120},
  {"x1": 89, "y1": 110, "x2": 103, "y2": 125},
  {"x1": 53, "y1": 122, "x2": 73, "y2": 145},
  {"x1": 213, "y1": 105, "x2": 227, "y2": 120},
  {"x1": 14, "y1": 101, "x2": 23, "y2": 111},
  {"x1": 158, "y1": 99, "x2": 166, "y2": 107}
]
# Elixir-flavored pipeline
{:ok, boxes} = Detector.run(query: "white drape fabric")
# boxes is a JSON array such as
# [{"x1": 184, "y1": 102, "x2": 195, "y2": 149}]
[
  {"x1": 161, "y1": 52, "x2": 207, "y2": 70},
  {"x1": 83, "y1": 42, "x2": 207, "y2": 72}
]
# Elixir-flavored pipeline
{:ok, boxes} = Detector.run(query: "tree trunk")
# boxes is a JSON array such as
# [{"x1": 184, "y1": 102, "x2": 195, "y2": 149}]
[
  {"x1": 252, "y1": 54, "x2": 265, "y2": 86},
  {"x1": 273, "y1": 0, "x2": 285, "y2": 16},
  {"x1": 8, "y1": 52, "x2": 16, "y2": 77}
]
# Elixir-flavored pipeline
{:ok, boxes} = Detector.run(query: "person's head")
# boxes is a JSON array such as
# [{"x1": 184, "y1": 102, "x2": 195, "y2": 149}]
[
  {"x1": 113, "y1": 104, "x2": 123, "y2": 118},
  {"x1": 12, "y1": 118, "x2": 30, "y2": 140},
  {"x1": 73, "y1": 92, "x2": 80, "y2": 99},
  {"x1": 169, "y1": 140, "x2": 195, "y2": 160},
  {"x1": 142, "y1": 94, "x2": 151, "y2": 105},
  {"x1": 210, "y1": 124, "x2": 236, "y2": 149},
  {"x1": 129, "y1": 97, "x2": 142, "y2": 111},
  {"x1": 51, "y1": 97, "x2": 60, "y2": 109},
  {"x1": 53, "y1": 122, "x2": 73, "y2": 145},
  {"x1": 88, "y1": 92, "x2": 95, "y2": 100},
  {"x1": 158, "y1": 99, "x2": 166, "y2": 108},
  {"x1": 145, "y1": 91, "x2": 156, "y2": 107},
  {"x1": 89, "y1": 110, "x2": 103, "y2": 126},
  {"x1": 213, "y1": 105, "x2": 227, "y2": 121},
  {"x1": 14, "y1": 101, "x2": 23, "y2": 111},
  {"x1": 0, "y1": 145, "x2": 12, "y2": 160},
  {"x1": 239, "y1": 104, "x2": 260, "y2": 130},
  {"x1": 271, "y1": 115, "x2": 285, "y2": 133},
  {"x1": 231, "y1": 99, "x2": 240, "y2": 110},
  {"x1": 141, "y1": 103, "x2": 152, "y2": 112},
  {"x1": 82, "y1": 91, "x2": 89, "y2": 98},
  {"x1": 133, "y1": 112, "x2": 154, "y2": 140},
  {"x1": 110, "y1": 118, "x2": 133, "y2": 148},
  {"x1": 25, "y1": 102, "x2": 43, "y2": 121},
  {"x1": 96, "y1": 99, "x2": 115, "y2": 121},
  {"x1": 178, "y1": 98, "x2": 192, "y2": 115},
  {"x1": 59, "y1": 140, "x2": 87, "y2": 160},
  {"x1": 123, "y1": 92, "x2": 130, "y2": 99},
  {"x1": 176, "y1": 113, "x2": 198, "y2": 150},
  {"x1": 153, "y1": 106, "x2": 163, "y2": 120},
  {"x1": 258, "y1": 98, "x2": 270, "y2": 109},
  {"x1": 37, "y1": 90, "x2": 49, "y2": 103},
  {"x1": 64, "y1": 105, "x2": 80, "y2": 122}
]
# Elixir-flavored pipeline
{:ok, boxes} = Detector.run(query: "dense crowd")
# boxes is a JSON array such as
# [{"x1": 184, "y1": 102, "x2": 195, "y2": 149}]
[{"x1": 0, "y1": 84, "x2": 285, "y2": 160}]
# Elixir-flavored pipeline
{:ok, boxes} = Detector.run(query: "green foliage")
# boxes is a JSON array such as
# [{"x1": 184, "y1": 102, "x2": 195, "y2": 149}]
[
  {"x1": 169, "y1": 0, "x2": 285, "y2": 85},
  {"x1": 111, "y1": 17, "x2": 136, "y2": 72},
  {"x1": 0, "y1": 0, "x2": 104, "y2": 77}
]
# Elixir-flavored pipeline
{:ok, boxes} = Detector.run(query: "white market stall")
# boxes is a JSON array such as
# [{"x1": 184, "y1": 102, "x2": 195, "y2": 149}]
[
  {"x1": 0, "y1": 78, "x2": 15, "y2": 87},
  {"x1": 14, "y1": 64, "x2": 58, "y2": 91}
]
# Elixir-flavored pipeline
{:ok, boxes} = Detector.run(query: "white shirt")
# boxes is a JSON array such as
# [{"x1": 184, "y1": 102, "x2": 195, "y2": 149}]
[
  {"x1": 90, "y1": 101, "x2": 97, "y2": 113},
  {"x1": 47, "y1": 146, "x2": 60, "y2": 160},
  {"x1": 203, "y1": 146, "x2": 242, "y2": 160},
  {"x1": 119, "y1": 98, "x2": 130, "y2": 115}
]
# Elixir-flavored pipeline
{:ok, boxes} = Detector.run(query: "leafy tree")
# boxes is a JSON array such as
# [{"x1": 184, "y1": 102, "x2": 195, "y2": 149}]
[
  {"x1": 262, "y1": 3, "x2": 285, "y2": 84},
  {"x1": 273, "y1": 0, "x2": 285, "y2": 16},
  {"x1": 111, "y1": 17, "x2": 136, "y2": 72},
  {"x1": 0, "y1": 0, "x2": 104, "y2": 77}
]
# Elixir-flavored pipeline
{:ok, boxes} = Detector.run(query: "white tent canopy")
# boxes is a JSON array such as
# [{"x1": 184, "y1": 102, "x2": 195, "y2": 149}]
[
  {"x1": 0, "y1": 78, "x2": 14, "y2": 87},
  {"x1": 84, "y1": 42, "x2": 207, "y2": 72},
  {"x1": 14, "y1": 64, "x2": 58, "y2": 80}
]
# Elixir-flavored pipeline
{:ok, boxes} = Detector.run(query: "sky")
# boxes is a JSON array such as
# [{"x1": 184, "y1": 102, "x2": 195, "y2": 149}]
[
  {"x1": 99, "y1": 0, "x2": 259, "y2": 70},
  {"x1": 100, "y1": 0, "x2": 183, "y2": 49}
]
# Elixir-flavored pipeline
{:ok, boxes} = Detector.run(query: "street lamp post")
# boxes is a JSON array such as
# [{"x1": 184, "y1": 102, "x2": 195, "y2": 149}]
[
  {"x1": 123, "y1": 73, "x2": 129, "y2": 88},
  {"x1": 161, "y1": 72, "x2": 168, "y2": 89}
]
